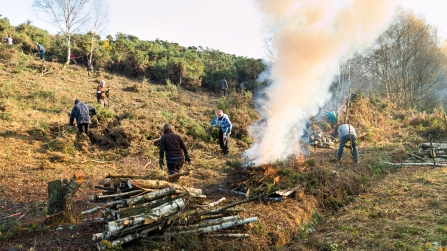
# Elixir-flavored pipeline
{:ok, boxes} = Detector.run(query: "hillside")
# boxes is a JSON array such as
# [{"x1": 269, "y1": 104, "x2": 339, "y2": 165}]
[{"x1": 1, "y1": 48, "x2": 447, "y2": 251}]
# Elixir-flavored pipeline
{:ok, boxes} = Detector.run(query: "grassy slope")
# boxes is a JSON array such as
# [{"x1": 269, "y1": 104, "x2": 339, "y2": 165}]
[{"x1": 1, "y1": 48, "x2": 447, "y2": 250}]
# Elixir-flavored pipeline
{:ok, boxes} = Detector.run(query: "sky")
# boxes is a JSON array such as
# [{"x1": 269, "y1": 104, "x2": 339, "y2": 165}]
[{"x1": 1, "y1": 0, "x2": 446, "y2": 59}]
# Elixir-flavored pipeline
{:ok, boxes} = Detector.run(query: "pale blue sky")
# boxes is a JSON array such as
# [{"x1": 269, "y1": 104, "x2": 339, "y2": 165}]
[{"x1": 1, "y1": 0, "x2": 446, "y2": 59}]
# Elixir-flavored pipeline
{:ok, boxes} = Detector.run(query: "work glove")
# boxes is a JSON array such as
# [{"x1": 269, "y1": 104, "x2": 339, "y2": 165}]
[
  {"x1": 158, "y1": 158, "x2": 164, "y2": 170},
  {"x1": 185, "y1": 154, "x2": 191, "y2": 163}
]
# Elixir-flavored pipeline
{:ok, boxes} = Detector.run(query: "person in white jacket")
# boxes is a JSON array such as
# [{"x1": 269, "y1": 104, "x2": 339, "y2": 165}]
[{"x1": 337, "y1": 124, "x2": 358, "y2": 163}]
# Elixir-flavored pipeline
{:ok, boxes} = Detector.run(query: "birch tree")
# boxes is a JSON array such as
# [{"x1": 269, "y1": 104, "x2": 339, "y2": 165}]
[
  {"x1": 33, "y1": 0, "x2": 91, "y2": 65},
  {"x1": 88, "y1": 0, "x2": 108, "y2": 62}
]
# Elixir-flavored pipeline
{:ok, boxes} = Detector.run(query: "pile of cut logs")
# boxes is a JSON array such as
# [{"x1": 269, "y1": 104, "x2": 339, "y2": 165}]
[
  {"x1": 310, "y1": 131, "x2": 337, "y2": 148},
  {"x1": 411, "y1": 143, "x2": 447, "y2": 163},
  {"x1": 82, "y1": 172, "x2": 258, "y2": 250}
]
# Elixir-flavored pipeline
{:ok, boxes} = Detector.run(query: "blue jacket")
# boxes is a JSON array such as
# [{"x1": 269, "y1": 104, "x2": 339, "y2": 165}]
[
  {"x1": 70, "y1": 101, "x2": 91, "y2": 125},
  {"x1": 36, "y1": 43, "x2": 45, "y2": 53},
  {"x1": 210, "y1": 114, "x2": 232, "y2": 135}
]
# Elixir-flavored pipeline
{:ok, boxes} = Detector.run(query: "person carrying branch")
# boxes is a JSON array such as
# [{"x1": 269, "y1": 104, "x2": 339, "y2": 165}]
[
  {"x1": 210, "y1": 110, "x2": 232, "y2": 155},
  {"x1": 159, "y1": 124, "x2": 191, "y2": 179},
  {"x1": 337, "y1": 123, "x2": 359, "y2": 163},
  {"x1": 97, "y1": 80, "x2": 109, "y2": 107}
]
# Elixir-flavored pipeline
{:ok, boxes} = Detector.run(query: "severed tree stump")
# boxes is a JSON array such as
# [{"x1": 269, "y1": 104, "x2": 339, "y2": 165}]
[{"x1": 48, "y1": 172, "x2": 85, "y2": 220}]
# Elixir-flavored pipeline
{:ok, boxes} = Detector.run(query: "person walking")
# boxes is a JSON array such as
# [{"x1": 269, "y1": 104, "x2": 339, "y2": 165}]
[
  {"x1": 337, "y1": 123, "x2": 359, "y2": 163},
  {"x1": 210, "y1": 110, "x2": 232, "y2": 155},
  {"x1": 69, "y1": 99, "x2": 91, "y2": 135},
  {"x1": 220, "y1": 77, "x2": 228, "y2": 96},
  {"x1": 159, "y1": 124, "x2": 191, "y2": 179},
  {"x1": 36, "y1": 42, "x2": 45, "y2": 62},
  {"x1": 97, "y1": 80, "x2": 109, "y2": 107}
]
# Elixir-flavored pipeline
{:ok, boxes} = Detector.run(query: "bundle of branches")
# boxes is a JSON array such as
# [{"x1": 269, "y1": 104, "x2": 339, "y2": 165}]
[
  {"x1": 82, "y1": 172, "x2": 258, "y2": 250},
  {"x1": 222, "y1": 164, "x2": 297, "y2": 200},
  {"x1": 310, "y1": 131, "x2": 337, "y2": 148}
]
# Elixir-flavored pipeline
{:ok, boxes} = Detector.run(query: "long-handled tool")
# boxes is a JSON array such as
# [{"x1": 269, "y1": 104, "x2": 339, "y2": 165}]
[{"x1": 429, "y1": 134, "x2": 436, "y2": 168}]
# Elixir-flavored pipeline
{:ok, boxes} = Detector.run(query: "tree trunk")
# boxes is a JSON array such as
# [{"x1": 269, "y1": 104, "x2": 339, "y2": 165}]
[{"x1": 48, "y1": 172, "x2": 85, "y2": 219}]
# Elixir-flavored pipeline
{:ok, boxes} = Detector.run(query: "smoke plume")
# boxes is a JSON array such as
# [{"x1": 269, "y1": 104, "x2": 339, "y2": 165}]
[{"x1": 244, "y1": 0, "x2": 398, "y2": 166}]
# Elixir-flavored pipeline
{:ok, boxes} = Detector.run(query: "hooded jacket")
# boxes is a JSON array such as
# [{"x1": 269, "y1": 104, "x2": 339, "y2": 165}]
[
  {"x1": 210, "y1": 113, "x2": 232, "y2": 135},
  {"x1": 69, "y1": 100, "x2": 91, "y2": 125}
]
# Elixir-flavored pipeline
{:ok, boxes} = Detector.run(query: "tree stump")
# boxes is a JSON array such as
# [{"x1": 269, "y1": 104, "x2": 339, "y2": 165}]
[{"x1": 48, "y1": 172, "x2": 85, "y2": 221}]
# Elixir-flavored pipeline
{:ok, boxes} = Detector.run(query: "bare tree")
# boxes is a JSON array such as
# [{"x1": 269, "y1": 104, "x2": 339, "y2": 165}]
[
  {"x1": 33, "y1": 0, "x2": 91, "y2": 65},
  {"x1": 88, "y1": 0, "x2": 108, "y2": 62}
]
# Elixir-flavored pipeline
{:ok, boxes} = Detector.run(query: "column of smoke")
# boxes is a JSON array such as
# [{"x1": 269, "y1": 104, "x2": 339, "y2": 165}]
[{"x1": 244, "y1": 0, "x2": 397, "y2": 166}]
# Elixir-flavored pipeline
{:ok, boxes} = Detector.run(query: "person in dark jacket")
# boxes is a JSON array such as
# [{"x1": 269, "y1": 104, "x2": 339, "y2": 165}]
[
  {"x1": 220, "y1": 77, "x2": 228, "y2": 96},
  {"x1": 69, "y1": 99, "x2": 91, "y2": 135},
  {"x1": 159, "y1": 124, "x2": 191, "y2": 177}
]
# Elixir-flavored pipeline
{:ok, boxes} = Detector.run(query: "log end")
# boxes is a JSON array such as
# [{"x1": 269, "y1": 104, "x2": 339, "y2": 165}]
[{"x1": 75, "y1": 172, "x2": 85, "y2": 183}]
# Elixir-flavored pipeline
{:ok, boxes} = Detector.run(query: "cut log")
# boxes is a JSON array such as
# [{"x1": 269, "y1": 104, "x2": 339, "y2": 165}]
[
  {"x1": 126, "y1": 187, "x2": 176, "y2": 207},
  {"x1": 419, "y1": 143, "x2": 447, "y2": 150},
  {"x1": 97, "y1": 221, "x2": 165, "y2": 250},
  {"x1": 208, "y1": 233, "x2": 249, "y2": 238},
  {"x1": 95, "y1": 189, "x2": 144, "y2": 200},
  {"x1": 107, "y1": 197, "x2": 184, "y2": 235},
  {"x1": 48, "y1": 172, "x2": 84, "y2": 219},
  {"x1": 170, "y1": 216, "x2": 239, "y2": 231},
  {"x1": 385, "y1": 162, "x2": 447, "y2": 167},
  {"x1": 131, "y1": 180, "x2": 202, "y2": 195},
  {"x1": 166, "y1": 217, "x2": 258, "y2": 235},
  {"x1": 82, "y1": 200, "x2": 125, "y2": 215},
  {"x1": 119, "y1": 195, "x2": 182, "y2": 218}
]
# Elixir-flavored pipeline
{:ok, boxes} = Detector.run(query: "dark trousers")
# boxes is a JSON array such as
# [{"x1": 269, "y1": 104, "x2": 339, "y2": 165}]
[
  {"x1": 221, "y1": 89, "x2": 227, "y2": 96},
  {"x1": 218, "y1": 129, "x2": 229, "y2": 154},
  {"x1": 167, "y1": 157, "x2": 185, "y2": 175},
  {"x1": 77, "y1": 123, "x2": 89, "y2": 134}
]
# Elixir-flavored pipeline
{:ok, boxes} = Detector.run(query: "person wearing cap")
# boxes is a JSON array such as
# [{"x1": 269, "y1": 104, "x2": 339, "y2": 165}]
[
  {"x1": 69, "y1": 99, "x2": 91, "y2": 135},
  {"x1": 220, "y1": 77, "x2": 228, "y2": 96},
  {"x1": 210, "y1": 110, "x2": 232, "y2": 155},
  {"x1": 159, "y1": 124, "x2": 191, "y2": 179},
  {"x1": 337, "y1": 123, "x2": 359, "y2": 163},
  {"x1": 97, "y1": 80, "x2": 109, "y2": 107},
  {"x1": 35, "y1": 42, "x2": 45, "y2": 62}
]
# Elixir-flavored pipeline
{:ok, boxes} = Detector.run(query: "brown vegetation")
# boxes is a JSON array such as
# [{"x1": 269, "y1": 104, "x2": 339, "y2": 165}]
[{"x1": 1, "y1": 55, "x2": 447, "y2": 251}]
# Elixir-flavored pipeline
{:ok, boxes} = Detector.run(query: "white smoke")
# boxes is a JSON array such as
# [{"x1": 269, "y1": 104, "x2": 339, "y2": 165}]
[{"x1": 244, "y1": 0, "x2": 398, "y2": 166}]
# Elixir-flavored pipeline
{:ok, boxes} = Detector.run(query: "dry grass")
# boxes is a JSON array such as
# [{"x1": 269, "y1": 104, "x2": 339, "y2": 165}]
[{"x1": 1, "y1": 48, "x2": 447, "y2": 251}]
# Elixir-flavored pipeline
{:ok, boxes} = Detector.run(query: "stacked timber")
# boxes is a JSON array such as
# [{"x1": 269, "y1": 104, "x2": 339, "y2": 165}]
[
  {"x1": 82, "y1": 172, "x2": 257, "y2": 250},
  {"x1": 310, "y1": 131, "x2": 337, "y2": 148},
  {"x1": 411, "y1": 143, "x2": 447, "y2": 163}
]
